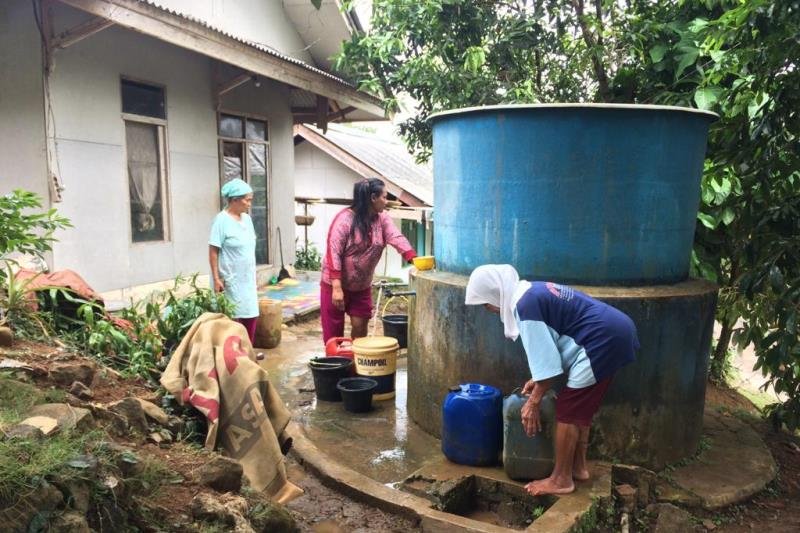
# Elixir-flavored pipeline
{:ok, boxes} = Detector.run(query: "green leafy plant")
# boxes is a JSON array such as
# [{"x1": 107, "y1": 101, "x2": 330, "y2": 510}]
[{"x1": 295, "y1": 243, "x2": 322, "y2": 271}]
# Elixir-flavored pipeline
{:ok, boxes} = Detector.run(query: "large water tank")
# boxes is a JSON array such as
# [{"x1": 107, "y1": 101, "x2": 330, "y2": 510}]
[{"x1": 430, "y1": 104, "x2": 717, "y2": 285}]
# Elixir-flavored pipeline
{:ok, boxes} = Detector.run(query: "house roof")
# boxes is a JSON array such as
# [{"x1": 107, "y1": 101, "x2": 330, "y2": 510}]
[
  {"x1": 55, "y1": 0, "x2": 385, "y2": 120},
  {"x1": 295, "y1": 124, "x2": 433, "y2": 207}
]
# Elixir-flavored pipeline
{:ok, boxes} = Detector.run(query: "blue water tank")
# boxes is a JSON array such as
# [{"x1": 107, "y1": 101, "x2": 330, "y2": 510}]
[
  {"x1": 430, "y1": 104, "x2": 717, "y2": 285},
  {"x1": 442, "y1": 383, "x2": 503, "y2": 466}
]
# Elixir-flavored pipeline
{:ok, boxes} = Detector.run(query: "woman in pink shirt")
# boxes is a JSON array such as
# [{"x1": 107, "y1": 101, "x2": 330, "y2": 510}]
[{"x1": 321, "y1": 178, "x2": 417, "y2": 342}]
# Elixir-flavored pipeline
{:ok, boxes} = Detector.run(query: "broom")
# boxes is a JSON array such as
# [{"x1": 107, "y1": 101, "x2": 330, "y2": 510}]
[{"x1": 276, "y1": 226, "x2": 291, "y2": 282}]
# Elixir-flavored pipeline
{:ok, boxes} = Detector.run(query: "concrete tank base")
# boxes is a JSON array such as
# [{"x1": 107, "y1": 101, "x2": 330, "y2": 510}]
[{"x1": 407, "y1": 271, "x2": 718, "y2": 470}]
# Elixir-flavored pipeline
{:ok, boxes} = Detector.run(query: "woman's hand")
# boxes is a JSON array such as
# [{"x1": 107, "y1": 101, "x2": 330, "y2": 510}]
[
  {"x1": 521, "y1": 396, "x2": 542, "y2": 436},
  {"x1": 213, "y1": 277, "x2": 225, "y2": 293},
  {"x1": 522, "y1": 379, "x2": 535, "y2": 395},
  {"x1": 332, "y1": 285, "x2": 345, "y2": 311}
]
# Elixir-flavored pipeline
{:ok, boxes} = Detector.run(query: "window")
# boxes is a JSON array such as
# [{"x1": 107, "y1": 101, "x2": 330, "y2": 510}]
[
  {"x1": 218, "y1": 112, "x2": 270, "y2": 264},
  {"x1": 121, "y1": 79, "x2": 169, "y2": 243}
]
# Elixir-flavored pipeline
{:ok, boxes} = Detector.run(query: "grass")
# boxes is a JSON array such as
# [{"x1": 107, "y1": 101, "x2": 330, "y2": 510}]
[
  {"x1": 0, "y1": 374, "x2": 65, "y2": 428},
  {"x1": 0, "y1": 429, "x2": 105, "y2": 506}
]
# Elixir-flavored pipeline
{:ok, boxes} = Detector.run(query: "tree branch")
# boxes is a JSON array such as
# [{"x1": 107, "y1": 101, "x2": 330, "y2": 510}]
[{"x1": 571, "y1": 0, "x2": 610, "y2": 101}]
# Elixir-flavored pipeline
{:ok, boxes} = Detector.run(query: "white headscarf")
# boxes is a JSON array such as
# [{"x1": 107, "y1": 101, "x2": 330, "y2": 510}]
[{"x1": 465, "y1": 264, "x2": 531, "y2": 341}]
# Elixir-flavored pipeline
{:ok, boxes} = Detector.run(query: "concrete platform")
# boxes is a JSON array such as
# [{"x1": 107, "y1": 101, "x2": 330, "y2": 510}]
[{"x1": 264, "y1": 319, "x2": 778, "y2": 530}]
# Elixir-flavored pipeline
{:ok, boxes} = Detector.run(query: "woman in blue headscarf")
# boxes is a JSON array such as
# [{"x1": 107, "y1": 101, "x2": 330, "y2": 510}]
[{"x1": 209, "y1": 178, "x2": 258, "y2": 343}]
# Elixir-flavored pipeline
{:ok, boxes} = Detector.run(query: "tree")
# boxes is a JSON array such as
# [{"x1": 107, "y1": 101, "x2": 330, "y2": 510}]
[{"x1": 335, "y1": 0, "x2": 800, "y2": 429}]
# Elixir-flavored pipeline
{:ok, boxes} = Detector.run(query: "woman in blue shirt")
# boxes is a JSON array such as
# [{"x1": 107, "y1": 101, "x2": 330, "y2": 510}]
[
  {"x1": 209, "y1": 178, "x2": 259, "y2": 343},
  {"x1": 466, "y1": 264, "x2": 638, "y2": 496}
]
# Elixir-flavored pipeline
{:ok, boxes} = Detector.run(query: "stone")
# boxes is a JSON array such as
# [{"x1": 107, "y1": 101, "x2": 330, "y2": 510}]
[
  {"x1": 0, "y1": 480, "x2": 64, "y2": 531},
  {"x1": 68, "y1": 381, "x2": 93, "y2": 400},
  {"x1": 0, "y1": 357, "x2": 48, "y2": 376},
  {"x1": 108, "y1": 397, "x2": 149, "y2": 433},
  {"x1": 0, "y1": 326, "x2": 13, "y2": 346},
  {"x1": 136, "y1": 398, "x2": 169, "y2": 425},
  {"x1": 24, "y1": 403, "x2": 93, "y2": 433},
  {"x1": 61, "y1": 479, "x2": 92, "y2": 512},
  {"x1": 191, "y1": 492, "x2": 254, "y2": 532},
  {"x1": 49, "y1": 361, "x2": 96, "y2": 387},
  {"x1": 650, "y1": 503, "x2": 698, "y2": 533},
  {"x1": 248, "y1": 499, "x2": 300, "y2": 533},
  {"x1": 612, "y1": 464, "x2": 657, "y2": 506},
  {"x1": 702, "y1": 519, "x2": 717, "y2": 530},
  {"x1": 90, "y1": 405, "x2": 129, "y2": 436},
  {"x1": 613, "y1": 483, "x2": 638, "y2": 512},
  {"x1": 4, "y1": 423, "x2": 46, "y2": 440},
  {"x1": 49, "y1": 511, "x2": 91, "y2": 533},
  {"x1": 195, "y1": 455, "x2": 244, "y2": 493}
]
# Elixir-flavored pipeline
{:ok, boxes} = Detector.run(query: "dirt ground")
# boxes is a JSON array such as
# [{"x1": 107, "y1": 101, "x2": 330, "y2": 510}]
[{"x1": 2, "y1": 314, "x2": 800, "y2": 532}]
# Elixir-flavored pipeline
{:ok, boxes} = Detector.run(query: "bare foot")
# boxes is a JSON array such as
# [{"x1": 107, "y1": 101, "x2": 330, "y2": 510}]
[
  {"x1": 573, "y1": 468, "x2": 590, "y2": 481},
  {"x1": 525, "y1": 477, "x2": 575, "y2": 496}
]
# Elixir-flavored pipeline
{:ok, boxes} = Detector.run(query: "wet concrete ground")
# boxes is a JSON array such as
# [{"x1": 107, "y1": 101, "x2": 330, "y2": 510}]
[{"x1": 259, "y1": 318, "x2": 441, "y2": 485}]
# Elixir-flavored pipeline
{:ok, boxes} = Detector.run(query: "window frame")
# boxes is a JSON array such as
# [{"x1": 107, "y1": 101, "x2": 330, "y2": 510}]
[
  {"x1": 120, "y1": 77, "x2": 172, "y2": 245},
  {"x1": 216, "y1": 108, "x2": 272, "y2": 264}
]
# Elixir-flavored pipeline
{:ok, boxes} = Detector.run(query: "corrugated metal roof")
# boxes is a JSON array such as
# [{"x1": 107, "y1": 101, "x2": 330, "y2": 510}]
[
  {"x1": 135, "y1": 0, "x2": 357, "y2": 89},
  {"x1": 305, "y1": 124, "x2": 433, "y2": 206}
]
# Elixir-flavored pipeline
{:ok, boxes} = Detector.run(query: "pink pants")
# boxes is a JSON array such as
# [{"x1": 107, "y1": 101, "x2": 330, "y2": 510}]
[
  {"x1": 236, "y1": 317, "x2": 257, "y2": 345},
  {"x1": 320, "y1": 282, "x2": 373, "y2": 342}
]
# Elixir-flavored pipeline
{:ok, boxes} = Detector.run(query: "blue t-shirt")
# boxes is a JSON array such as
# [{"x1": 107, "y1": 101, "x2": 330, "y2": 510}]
[
  {"x1": 514, "y1": 282, "x2": 638, "y2": 389},
  {"x1": 209, "y1": 211, "x2": 258, "y2": 318}
]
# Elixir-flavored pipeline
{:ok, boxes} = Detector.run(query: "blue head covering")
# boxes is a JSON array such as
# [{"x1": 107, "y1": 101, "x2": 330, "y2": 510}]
[{"x1": 220, "y1": 178, "x2": 253, "y2": 199}]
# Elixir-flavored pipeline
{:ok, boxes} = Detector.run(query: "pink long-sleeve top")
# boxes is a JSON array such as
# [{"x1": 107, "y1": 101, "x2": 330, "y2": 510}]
[{"x1": 322, "y1": 208, "x2": 416, "y2": 291}]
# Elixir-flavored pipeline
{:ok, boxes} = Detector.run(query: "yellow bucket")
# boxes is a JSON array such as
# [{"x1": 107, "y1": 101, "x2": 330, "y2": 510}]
[{"x1": 352, "y1": 336, "x2": 398, "y2": 400}]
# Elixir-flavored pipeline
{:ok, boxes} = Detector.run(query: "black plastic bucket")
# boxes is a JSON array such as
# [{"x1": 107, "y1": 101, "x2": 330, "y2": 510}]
[
  {"x1": 382, "y1": 314, "x2": 409, "y2": 349},
  {"x1": 337, "y1": 377, "x2": 378, "y2": 413},
  {"x1": 309, "y1": 356, "x2": 353, "y2": 402}
]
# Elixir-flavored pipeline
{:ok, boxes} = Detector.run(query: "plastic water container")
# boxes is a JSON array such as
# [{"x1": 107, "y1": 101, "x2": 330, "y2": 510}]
[
  {"x1": 442, "y1": 383, "x2": 503, "y2": 466},
  {"x1": 502, "y1": 390, "x2": 556, "y2": 480}
]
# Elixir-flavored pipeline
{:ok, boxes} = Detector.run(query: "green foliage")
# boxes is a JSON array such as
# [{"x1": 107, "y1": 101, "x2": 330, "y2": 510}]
[
  {"x1": 338, "y1": 0, "x2": 800, "y2": 430},
  {"x1": 11, "y1": 275, "x2": 234, "y2": 381},
  {"x1": 295, "y1": 243, "x2": 322, "y2": 271},
  {"x1": 0, "y1": 190, "x2": 71, "y2": 328},
  {"x1": 0, "y1": 190, "x2": 71, "y2": 273}
]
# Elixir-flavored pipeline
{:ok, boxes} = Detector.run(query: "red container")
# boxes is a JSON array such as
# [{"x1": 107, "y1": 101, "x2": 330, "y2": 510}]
[{"x1": 325, "y1": 337, "x2": 354, "y2": 360}]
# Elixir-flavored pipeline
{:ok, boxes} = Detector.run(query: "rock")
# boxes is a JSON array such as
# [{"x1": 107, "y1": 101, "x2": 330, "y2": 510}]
[
  {"x1": 248, "y1": 499, "x2": 300, "y2": 533},
  {"x1": 147, "y1": 430, "x2": 173, "y2": 445},
  {"x1": 614, "y1": 483, "x2": 638, "y2": 512},
  {"x1": 649, "y1": 503, "x2": 699, "y2": 533},
  {"x1": 191, "y1": 492, "x2": 254, "y2": 532},
  {"x1": 49, "y1": 361, "x2": 96, "y2": 387},
  {"x1": 68, "y1": 381, "x2": 93, "y2": 400},
  {"x1": 90, "y1": 405, "x2": 129, "y2": 436},
  {"x1": 108, "y1": 397, "x2": 149, "y2": 433},
  {"x1": 136, "y1": 398, "x2": 169, "y2": 425},
  {"x1": 0, "y1": 480, "x2": 64, "y2": 531},
  {"x1": 100, "y1": 442, "x2": 143, "y2": 477},
  {"x1": 702, "y1": 519, "x2": 717, "y2": 530},
  {"x1": 61, "y1": 479, "x2": 92, "y2": 512},
  {"x1": 0, "y1": 326, "x2": 13, "y2": 346},
  {"x1": 612, "y1": 464, "x2": 657, "y2": 505},
  {"x1": 24, "y1": 403, "x2": 93, "y2": 433},
  {"x1": 49, "y1": 511, "x2": 91, "y2": 533},
  {"x1": 0, "y1": 357, "x2": 48, "y2": 376},
  {"x1": 195, "y1": 455, "x2": 244, "y2": 493},
  {"x1": 4, "y1": 423, "x2": 46, "y2": 440}
]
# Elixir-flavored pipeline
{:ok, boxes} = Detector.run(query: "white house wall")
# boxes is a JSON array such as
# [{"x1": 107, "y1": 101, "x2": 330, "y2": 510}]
[
  {"x1": 150, "y1": 0, "x2": 314, "y2": 64},
  {"x1": 42, "y1": 9, "x2": 295, "y2": 292},
  {"x1": 0, "y1": 1, "x2": 49, "y2": 201},
  {"x1": 294, "y1": 141, "x2": 410, "y2": 282}
]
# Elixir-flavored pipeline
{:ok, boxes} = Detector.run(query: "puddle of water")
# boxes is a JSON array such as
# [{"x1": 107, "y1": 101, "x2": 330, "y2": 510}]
[{"x1": 268, "y1": 326, "x2": 442, "y2": 483}]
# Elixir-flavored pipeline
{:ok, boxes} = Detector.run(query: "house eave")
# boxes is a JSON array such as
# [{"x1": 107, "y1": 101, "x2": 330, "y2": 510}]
[{"x1": 55, "y1": 0, "x2": 385, "y2": 119}]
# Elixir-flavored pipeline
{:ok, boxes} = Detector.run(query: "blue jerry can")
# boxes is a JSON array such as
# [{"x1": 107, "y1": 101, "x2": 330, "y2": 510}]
[
  {"x1": 502, "y1": 390, "x2": 556, "y2": 480},
  {"x1": 442, "y1": 383, "x2": 503, "y2": 466}
]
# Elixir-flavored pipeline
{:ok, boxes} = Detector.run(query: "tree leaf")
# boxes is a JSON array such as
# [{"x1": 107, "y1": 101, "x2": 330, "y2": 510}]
[
  {"x1": 721, "y1": 207, "x2": 735, "y2": 226},
  {"x1": 694, "y1": 87, "x2": 721, "y2": 110},
  {"x1": 649, "y1": 44, "x2": 667, "y2": 63},
  {"x1": 697, "y1": 212, "x2": 717, "y2": 229}
]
